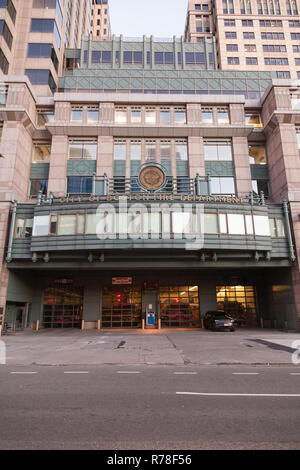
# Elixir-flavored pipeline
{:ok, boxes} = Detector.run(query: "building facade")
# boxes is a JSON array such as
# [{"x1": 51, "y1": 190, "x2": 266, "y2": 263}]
[
  {"x1": 0, "y1": 0, "x2": 92, "y2": 95},
  {"x1": 185, "y1": 0, "x2": 300, "y2": 79},
  {"x1": 91, "y1": 0, "x2": 111, "y2": 40},
  {"x1": 0, "y1": 4, "x2": 300, "y2": 332}
]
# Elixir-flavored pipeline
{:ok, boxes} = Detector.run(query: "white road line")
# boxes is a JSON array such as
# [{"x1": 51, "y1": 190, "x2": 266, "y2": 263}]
[
  {"x1": 232, "y1": 373, "x2": 259, "y2": 375},
  {"x1": 290, "y1": 373, "x2": 300, "y2": 375},
  {"x1": 176, "y1": 392, "x2": 300, "y2": 397},
  {"x1": 174, "y1": 372, "x2": 198, "y2": 375},
  {"x1": 63, "y1": 371, "x2": 89, "y2": 374},
  {"x1": 10, "y1": 372, "x2": 38, "y2": 375},
  {"x1": 117, "y1": 371, "x2": 141, "y2": 374}
]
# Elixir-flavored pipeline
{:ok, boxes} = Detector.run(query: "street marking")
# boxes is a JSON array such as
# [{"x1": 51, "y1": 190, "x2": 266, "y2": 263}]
[
  {"x1": 10, "y1": 372, "x2": 38, "y2": 375},
  {"x1": 176, "y1": 392, "x2": 300, "y2": 397},
  {"x1": 117, "y1": 371, "x2": 141, "y2": 374},
  {"x1": 232, "y1": 373, "x2": 259, "y2": 375},
  {"x1": 174, "y1": 372, "x2": 198, "y2": 375},
  {"x1": 290, "y1": 373, "x2": 300, "y2": 375},
  {"x1": 64, "y1": 371, "x2": 89, "y2": 374}
]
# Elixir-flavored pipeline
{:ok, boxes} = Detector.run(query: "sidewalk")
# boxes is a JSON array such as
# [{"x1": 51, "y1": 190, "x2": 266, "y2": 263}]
[{"x1": 1, "y1": 328, "x2": 300, "y2": 366}]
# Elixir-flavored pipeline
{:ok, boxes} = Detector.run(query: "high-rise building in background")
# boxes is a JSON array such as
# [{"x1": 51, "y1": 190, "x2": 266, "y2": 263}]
[
  {"x1": 0, "y1": 0, "x2": 92, "y2": 96},
  {"x1": 91, "y1": 0, "x2": 111, "y2": 39},
  {"x1": 185, "y1": 0, "x2": 300, "y2": 79}
]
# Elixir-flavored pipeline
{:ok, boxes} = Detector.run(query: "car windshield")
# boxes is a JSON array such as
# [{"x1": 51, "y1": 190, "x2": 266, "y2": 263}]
[{"x1": 212, "y1": 313, "x2": 231, "y2": 319}]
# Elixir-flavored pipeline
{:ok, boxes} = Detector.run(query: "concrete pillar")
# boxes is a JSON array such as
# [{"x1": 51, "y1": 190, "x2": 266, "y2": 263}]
[
  {"x1": 188, "y1": 136, "x2": 205, "y2": 179},
  {"x1": 47, "y1": 136, "x2": 69, "y2": 196},
  {"x1": 97, "y1": 136, "x2": 114, "y2": 178},
  {"x1": 232, "y1": 136, "x2": 252, "y2": 197}
]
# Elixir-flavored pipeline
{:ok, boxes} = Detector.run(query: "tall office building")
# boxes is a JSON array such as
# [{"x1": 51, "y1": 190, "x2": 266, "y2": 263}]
[
  {"x1": 91, "y1": 0, "x2": 111, "y2": 39},
  {"x1": 185, "y1": 0, "x2": 300, "y2": 79},
  {"x1": 0, "y1": 0, "x2": 92, "y2": 96}
]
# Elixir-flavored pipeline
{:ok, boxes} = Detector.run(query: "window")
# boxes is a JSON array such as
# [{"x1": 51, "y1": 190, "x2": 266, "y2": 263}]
[
  {"x1": 224, "y1": 20, "x2": 235, "y2": 26},
  {"x1": 145, "y1": 107, "x2": 156, "y2": 124},
  {"x1": 27, "y1": 43, "x2": 59, "y2": 72},
  {"x1": 227, "y1": 57, "x2": 239, "y2": 64},
  {"x1": 32, "y1": 215, "x2": 50, "y2": 236},
  {"x1": 37, "y1": 109, "x2": 54, "y2": 127},
  {"x1": 264, "y1": 57, "x2": 288, "y2": 65},
  {"x1": 29, "y1": 179, "x2": 48, "y2": 198},
  {"x1": 217, "y1": 108, "x2": 230, "y2": 124},
  {"x1": 245, "y1": 113, "x2": 262, "y2": 128},
  {"x1": 25, "y1": 70, "x2": 56, "y2": 92},
  {"x1": 30, "y1": 19, "x2": 61, "y2": 48},
  {"x1": 69, "y1": 140, "x2": 97, "y2": 160},
  {"x1": 32, "y1": 143, "x2": 51, "y2": 163},
  {"x1": 249, "y1": 146, "x2": 267, "y2": 165},
  {"x1": 123, "y1": 51, "x2": 143, "y2": 64},
  {"x1": 15, "y1": 219, "x2": 33, "y2": 239},
  {"x1": 0, "y1": 20, "x2": 13, "y2": 49},
  {"x1": 260, "y1": 20, "x2": 282, "y2": 27},
  {"x1": 115, "y1": 107, "x2": 127, "y2": 123},
  {"x1": 204, "y1": 213, "x2": 218, "y2": 233},
  {"x1": 243, "y1": 32, "x2": 255, "y2": 39},
  {"x1": 269, "y1": 218, "x2": 286, "y2": 238},
  {"x1": 225, "y1": 32, "x2": 237, "y2": 38},
  {"x1": 202, "y1": 108, "x2": 213, "y2": 123},
  {"x1": 154, "y1": 52, "x2": 174, "y2": 65},
  {"x1": 130, "y1": 107, "x2": 141, "y2": 123},
  {"x1": 246, "y1": 57, "x2": 258, "y2": 65},
  {"x1": 0, "y1": 0, "x2": 16, "y2": 24},
  {"x1": 160, "y1": 107, "x2": 171, "y2": 123},
  {"x1": 261, "y1": 32, "x2": 284, "y2": 39},
  {"x1": 226, "y1": 44, "x2": 238, "y2": 51},
  {"x1": 0, "y1": 84, "x2": 7, "y2": 105},
  {"x1": 242, "y1": 20, "x2": 253, "y2": 27},
  {"x1": 253, "y1": 215, "x2": 270, "y2": 236},
  {"x1": 263, "y1": 45, "x2": 287, "y2": 52},
  {"x1": 211, "y1": 177, "x2": 235, "y2": 195},
  {"x1": 87, "y1": 106, "x2": 99, "y2": 123},
  {"x1": 244, "y1": 44, "x2": 256, "y2": 52},
  {"x1": 67, "y1": 177, "x2": 93, "y2": 194},
  {"x1": 276, "y1": 71, "x2": 291, "y2": 78},
  {"x1": 145, "y1": 140, "x2": 156, "y2": 162},
  {"x1": 91, "y1": 51, "x2": 112, "y2": 63},
  {"x1": 174, "y1": 108, "x2": 186, "y2": 124},
  {"x1": 185, "y1": 52, "x2": 205, "y2": 64},
  {"x1": 71, "y1": 106, "x2": 83, "y2": 122},
  {"x1": 204, "y1": 141, "x2": 232, "y2": 161},
  {"x1": 252, "y1": 180, "x2": 269, "y2": 197},
  {"x1": 0, "y1": 48, "x2": 8, "y2": 74}
]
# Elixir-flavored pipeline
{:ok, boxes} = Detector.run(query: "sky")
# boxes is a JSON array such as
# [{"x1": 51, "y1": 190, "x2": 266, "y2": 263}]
[{"x1": 109, "y1": 0, "x2": 189, "y2": 38}]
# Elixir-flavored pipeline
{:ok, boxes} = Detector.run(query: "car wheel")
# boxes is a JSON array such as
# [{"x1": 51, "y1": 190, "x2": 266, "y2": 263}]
[{"x1": 230, "y1": 328, "x2": 235, "y2": 332}]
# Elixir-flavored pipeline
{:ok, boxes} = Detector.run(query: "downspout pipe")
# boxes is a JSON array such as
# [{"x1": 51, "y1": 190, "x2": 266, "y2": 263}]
[
  {"x1": 283, "y1": 200, "x2": 296, "y2": 262},
  {"x1": 6, "y1": 200, "x2": 17, "y2": 263}
]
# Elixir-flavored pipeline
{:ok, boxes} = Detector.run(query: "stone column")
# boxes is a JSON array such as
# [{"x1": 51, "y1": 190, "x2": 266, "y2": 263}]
[
  {"x1": 188, "y1": 136, "x2": 205, "y2": 179},
  {"x1": 97, "y1": 136, "x2": 114, "y2": 178},
  {"x1": 48, "y1": 136, "x2": 69, "y2": 196},
  {"x1": 232, "y1": 137, "x2": 252, "y2": 197}
]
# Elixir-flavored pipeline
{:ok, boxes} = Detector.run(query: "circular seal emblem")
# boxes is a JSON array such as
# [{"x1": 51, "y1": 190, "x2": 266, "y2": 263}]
[{"x1": 139, "y1": 165, "x2": 166, "y2": 191}]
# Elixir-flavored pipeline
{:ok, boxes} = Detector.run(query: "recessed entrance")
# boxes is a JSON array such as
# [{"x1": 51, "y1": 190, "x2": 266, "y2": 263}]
[
  {"x1": 160, "y1": 286, "x2": 200, "y2": 328},
  {"x1": 43, "y1": 287, "x2": 83, "y2": 328},
  {"x1": 216, "y1": 285, "x2": 258, "y2": 327},
  {"x1": 102, "y1": 287, "x2": 142, "y2": 328}
]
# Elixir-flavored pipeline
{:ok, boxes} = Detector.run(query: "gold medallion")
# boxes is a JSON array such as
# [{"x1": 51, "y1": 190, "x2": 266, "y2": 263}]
[{"x1": 139, "y1": 165, "x2": 165, "y2": 190}]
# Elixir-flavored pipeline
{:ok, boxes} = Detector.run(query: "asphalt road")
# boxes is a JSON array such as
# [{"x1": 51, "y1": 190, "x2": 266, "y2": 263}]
[{"x1": 0, "y1": 365, "x2": 300, "y2": 450}]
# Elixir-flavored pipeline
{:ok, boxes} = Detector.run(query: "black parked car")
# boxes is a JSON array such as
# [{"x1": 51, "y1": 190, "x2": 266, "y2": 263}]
[{"x1": 203, "y1": 311, "x2": 235, "y2": 331}]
